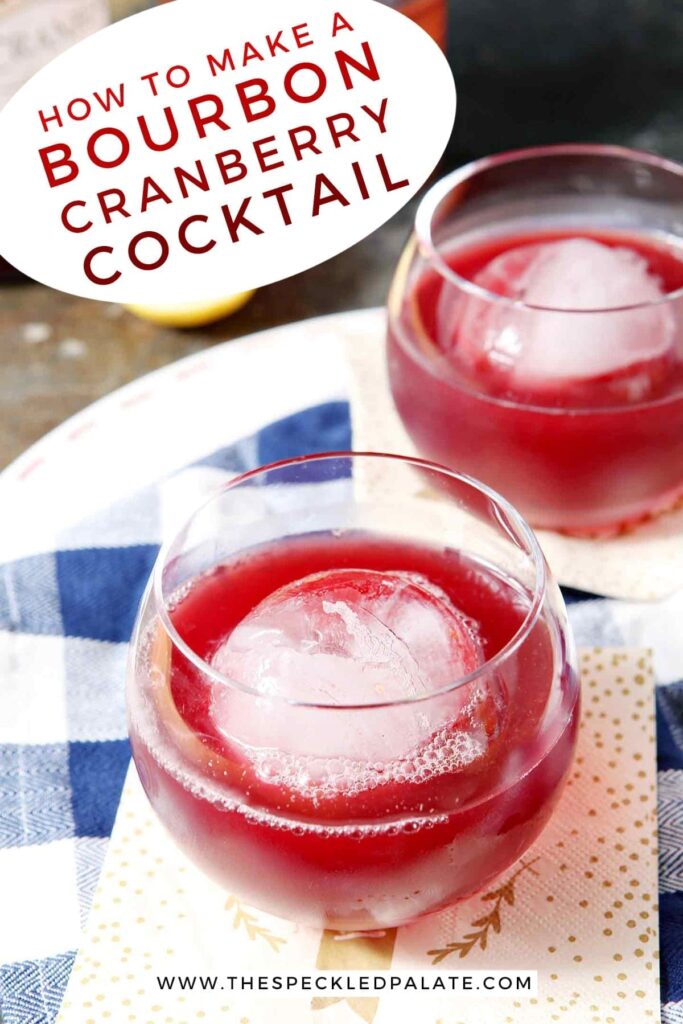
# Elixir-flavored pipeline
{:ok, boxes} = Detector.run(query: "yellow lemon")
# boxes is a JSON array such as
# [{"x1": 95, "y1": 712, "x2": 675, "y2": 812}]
[{"x1": 125, "y1": 290, "x2": 254, "y2": 328}]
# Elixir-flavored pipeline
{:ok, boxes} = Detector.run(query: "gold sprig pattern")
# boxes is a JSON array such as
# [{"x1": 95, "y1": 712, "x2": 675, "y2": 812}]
[
  {"x1": 427, "y1": 857, "x2": 540, "y2": 963},
  {"x1": 224, "y1": 896, "x2": 287, "y2": 952}
]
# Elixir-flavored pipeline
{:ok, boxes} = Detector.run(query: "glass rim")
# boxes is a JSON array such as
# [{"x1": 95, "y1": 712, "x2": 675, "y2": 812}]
[
  {"x1": 151, "y1": 451, "x2": 549, "y2": 711},
  {"x1": 414, "y1": 142, "x2": 683, "y2": 313}
]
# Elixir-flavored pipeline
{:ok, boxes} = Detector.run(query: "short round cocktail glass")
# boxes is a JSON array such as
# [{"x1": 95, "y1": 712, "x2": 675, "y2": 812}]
[
  {"x1": 387, "y1": 145, "x2": 683, "y2": 534},
  {"x1": 127, "y1": 453, "x2": 579, "y2": 930}
]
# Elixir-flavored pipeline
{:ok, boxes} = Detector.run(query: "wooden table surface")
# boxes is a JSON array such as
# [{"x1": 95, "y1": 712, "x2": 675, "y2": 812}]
[{"x1": 0, "y1": 204, "x2": 415, "y2": 470}]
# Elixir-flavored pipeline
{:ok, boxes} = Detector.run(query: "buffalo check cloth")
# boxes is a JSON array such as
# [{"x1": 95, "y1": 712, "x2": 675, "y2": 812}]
[{"x1": 1, "y1": 399, "x2": 683, "y2": 1024}]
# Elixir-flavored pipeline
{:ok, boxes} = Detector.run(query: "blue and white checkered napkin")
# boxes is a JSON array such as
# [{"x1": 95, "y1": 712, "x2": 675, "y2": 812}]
[{"x1": 2, "y1": 398, "x2": 683, "y2": 1024}]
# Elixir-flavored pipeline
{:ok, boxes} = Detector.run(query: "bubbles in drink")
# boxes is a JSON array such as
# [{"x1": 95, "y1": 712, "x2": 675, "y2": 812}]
[{"x1": 446, "y1": 237, "x2": 675, "y2": 400}]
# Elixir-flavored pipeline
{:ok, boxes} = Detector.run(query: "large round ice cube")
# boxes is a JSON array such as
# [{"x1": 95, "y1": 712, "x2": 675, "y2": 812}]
[
  {"x1": 212, "y1": 568, "x2": 482, "y2": 703},
  {"x1": 208, "y1": 569, "x2": 497, "y2": 773},
  {"x1": 450, "y1": 237, "x2": 675, "y2": 400}
]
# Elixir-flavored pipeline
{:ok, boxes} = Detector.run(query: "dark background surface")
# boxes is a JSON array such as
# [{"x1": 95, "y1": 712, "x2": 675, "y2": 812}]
[
  {"x1": 2, "y1": 0, "x2": 683, "y2": 467},
  {"x1": 448, "y1": 0, "x2": 683, "y2": 164}
]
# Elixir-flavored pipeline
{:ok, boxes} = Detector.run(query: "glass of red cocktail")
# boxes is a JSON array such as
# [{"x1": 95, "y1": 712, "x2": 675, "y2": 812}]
[
  {"x1": 387, "y1": 145, "x2": 683, "y2": 535},
  {"x1": 127, "y1": 453, "x2": 578, "y2": 930}
]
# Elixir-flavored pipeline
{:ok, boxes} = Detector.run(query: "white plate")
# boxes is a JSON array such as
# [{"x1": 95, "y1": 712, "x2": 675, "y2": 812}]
[{"x1": 0, "y1": 308, "x2": 385, "y2": 563}]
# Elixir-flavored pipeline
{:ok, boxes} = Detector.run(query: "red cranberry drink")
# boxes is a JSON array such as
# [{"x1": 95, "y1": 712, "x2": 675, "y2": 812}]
[
  {"x1": 128, "y1": 454, "x2": 578, "y2": 930},
  {"x1": 387, "y1": 146, "x2": 683, "y2": 534}
]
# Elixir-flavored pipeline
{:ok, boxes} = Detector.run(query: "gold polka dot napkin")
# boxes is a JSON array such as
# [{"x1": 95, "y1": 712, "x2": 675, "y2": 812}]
[
  {"x1": 57, "y1": 648, "x2": 659, "y2": 1024},
  {"x1": 343, "y1": 312, "x2": 683, "y2": 602}
]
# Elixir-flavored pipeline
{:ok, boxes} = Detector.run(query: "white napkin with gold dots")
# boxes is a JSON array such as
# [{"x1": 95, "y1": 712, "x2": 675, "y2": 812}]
[{"x1": 57, "y1": 647, "x2": 659, "y2": 1024}]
